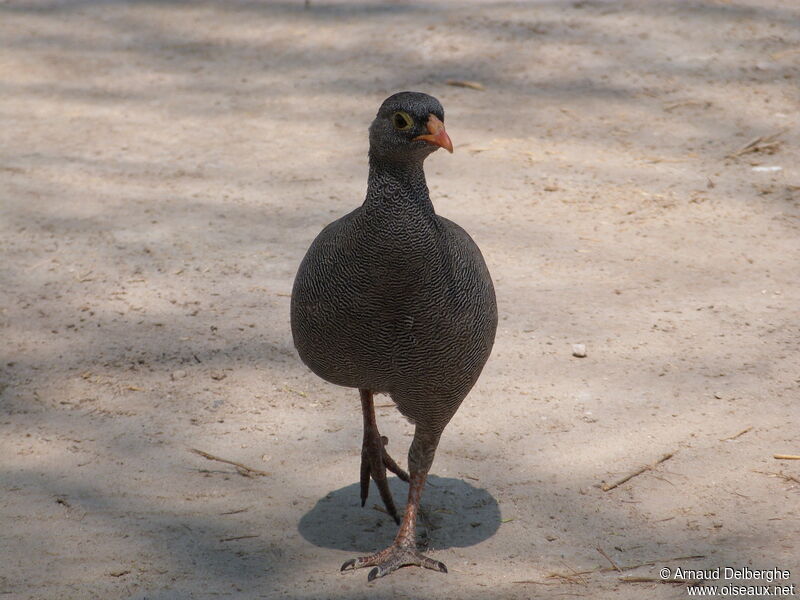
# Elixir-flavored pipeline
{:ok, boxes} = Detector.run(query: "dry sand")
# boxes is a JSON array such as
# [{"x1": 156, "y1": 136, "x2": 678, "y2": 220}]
[{"x1": 1, "y1": 1, "x2": 798, "y2": 598}]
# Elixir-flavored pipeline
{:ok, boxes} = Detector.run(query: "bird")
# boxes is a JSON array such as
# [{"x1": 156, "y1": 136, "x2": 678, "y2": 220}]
[{"x1": 290, "y1": 91, "x2": 497, "y2": 581}]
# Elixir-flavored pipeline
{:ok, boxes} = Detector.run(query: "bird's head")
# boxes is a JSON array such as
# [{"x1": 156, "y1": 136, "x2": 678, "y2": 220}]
[{"x1": 368, "y1": 91, "x2": 453, "y2": 165}]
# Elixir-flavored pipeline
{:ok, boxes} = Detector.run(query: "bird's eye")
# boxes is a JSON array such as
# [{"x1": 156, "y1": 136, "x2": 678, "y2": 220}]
[{"x1": 392, "y1": 111, "x2": 414, "y2": 131}]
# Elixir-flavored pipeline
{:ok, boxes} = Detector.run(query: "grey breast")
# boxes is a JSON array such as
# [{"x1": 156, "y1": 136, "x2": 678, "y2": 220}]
[{"x1": 290, "y1": 205, "x2": 497, "y2": 428}]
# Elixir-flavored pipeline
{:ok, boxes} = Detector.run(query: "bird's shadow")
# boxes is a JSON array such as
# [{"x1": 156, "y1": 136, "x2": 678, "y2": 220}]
[{"x1": 298, "y1": 475, "x2": 501, "y2": 553}]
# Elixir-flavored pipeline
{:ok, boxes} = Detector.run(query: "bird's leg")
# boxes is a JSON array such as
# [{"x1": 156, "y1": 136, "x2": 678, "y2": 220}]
[
  {"x1": 359, "y1": 389, "x2": 409, "y2": 525},
  {"x1": 342, "y1": 427, "x2": 447, "y2": 581}
]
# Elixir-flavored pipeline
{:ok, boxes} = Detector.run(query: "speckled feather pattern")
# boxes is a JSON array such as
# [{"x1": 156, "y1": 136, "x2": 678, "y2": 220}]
[{"x1": 291, "y1": 93, "x2": 497, "y2": 435}]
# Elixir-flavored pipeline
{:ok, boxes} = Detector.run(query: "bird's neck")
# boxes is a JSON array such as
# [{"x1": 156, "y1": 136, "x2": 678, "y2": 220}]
[{"x1": 364, "y1": 158, "x2": 435, "y2": 216}]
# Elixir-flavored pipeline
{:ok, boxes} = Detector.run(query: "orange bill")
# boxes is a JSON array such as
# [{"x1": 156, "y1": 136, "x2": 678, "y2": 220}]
[{"x1": 413, "y1": 114, "x2": 454, "y2": 153}]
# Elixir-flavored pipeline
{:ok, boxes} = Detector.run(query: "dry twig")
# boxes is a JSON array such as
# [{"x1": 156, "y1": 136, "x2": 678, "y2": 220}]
[
  {"x1": 219, "y1": 534, "x2": 259, "y2": 542},
  {"x1": 190, "y1": 448, "x2": 270, "y2": 477},
  {"x1": 558, "y1": 560, "x2": 588, "y2": 585},
  {"x1": 596, "y1": 547, "x2": 622, "y2": 572},
  {"x1": 753, "y1": 470, "x2": 800, "y2": 485},
  {"x1": 548, "y1": 572, "x2": 583, "y2": 585},
  {"x1": 601, "y1": 452, "x2": 675, "y2": 491},
  {"x1": 220, "y1": 507, "x2": 250, "y2": 515},
  {"x1": 545, "y1": 555, "x2": 706, "y2": 583},
  {"x1": 774, "y1": 454, "x2": 800, "y2": 460},
  {"x1": 650, "y1": 474, "x2": 676, "y2": 487},
  {"x1": 720, "y1": 426, "x2": 752, "y2": 441},
  {"x1": 372, "y1": 504, "x2": 390, "y2": 516},
  {"x1": 727, "y1": 129, "x2": 787, "y2": 158},
  {"x1": 663, "y1": 100, "x2": 710, "y2": 111},
  {"x1": 445, "y1": 79, "x2": 485, "y2": 91}
]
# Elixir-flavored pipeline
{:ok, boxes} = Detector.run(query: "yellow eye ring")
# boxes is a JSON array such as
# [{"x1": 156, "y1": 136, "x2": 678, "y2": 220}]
[{"x1": 391, "y1": 111, "x2": 414, "y2": 131}]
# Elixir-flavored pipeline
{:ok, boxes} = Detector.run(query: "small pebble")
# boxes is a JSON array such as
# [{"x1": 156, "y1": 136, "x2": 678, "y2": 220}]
[
  {"x1": 172, "y1": 369, "x2": 187, "y2": 380},
  {"x1": 572, "y1": 344, "x2": 587, "y2": 358}
]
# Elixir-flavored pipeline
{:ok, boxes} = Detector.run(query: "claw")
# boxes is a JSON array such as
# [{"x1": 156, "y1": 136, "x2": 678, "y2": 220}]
[
  {"x1": 341, "y1": 558, "x2": 356, "y2": 572},
  {"x1": 339, "y1": 543, "x2": 448, "y2": 581}
]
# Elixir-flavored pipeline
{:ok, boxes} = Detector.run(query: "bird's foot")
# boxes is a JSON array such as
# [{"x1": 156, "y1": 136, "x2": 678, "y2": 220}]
[
  {"x1": 361, "y1": 434, "x2": 409, "y2": 524},
  {"x1": 340, "y1": 541, "x2": 447, "y2": 581}
]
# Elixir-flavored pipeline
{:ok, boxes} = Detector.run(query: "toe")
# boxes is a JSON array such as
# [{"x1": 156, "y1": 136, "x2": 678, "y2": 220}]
[
  {"x1": 340, "y1": 558, "x2": 357, "y2": 572},
  {"x1": 339, "y1": 545, "x2": 447, "y2": 580}
]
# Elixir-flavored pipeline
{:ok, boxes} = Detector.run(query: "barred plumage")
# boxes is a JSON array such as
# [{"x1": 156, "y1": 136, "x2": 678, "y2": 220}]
[{"x1": 290, "y1": 92, "x2": 497, "y2": 580}]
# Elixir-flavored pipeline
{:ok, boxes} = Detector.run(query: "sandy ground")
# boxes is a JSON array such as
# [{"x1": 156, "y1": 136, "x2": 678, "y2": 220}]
[{"x1": 1, "y1": 1, "x2": 799, "y2": 598}]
